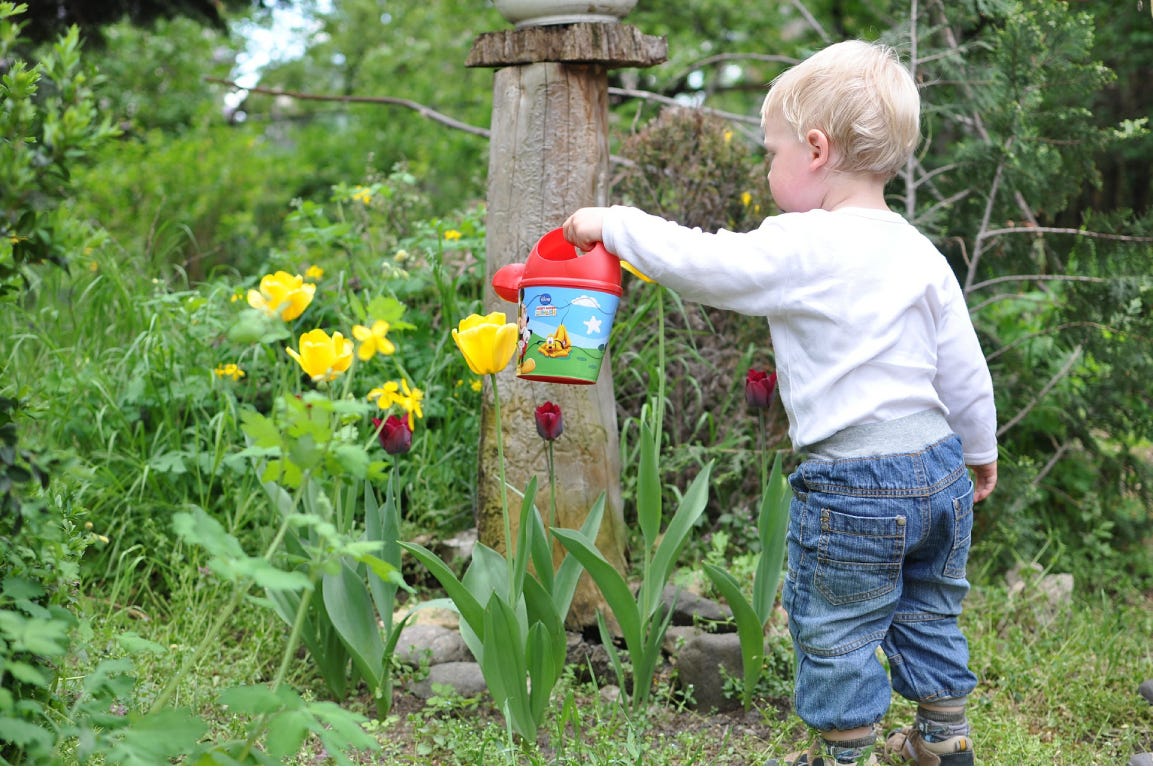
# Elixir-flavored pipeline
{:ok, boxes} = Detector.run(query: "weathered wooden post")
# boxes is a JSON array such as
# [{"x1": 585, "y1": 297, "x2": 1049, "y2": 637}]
[{"x1": 467, "y1": 14, "x2": 666, "y2": 628}]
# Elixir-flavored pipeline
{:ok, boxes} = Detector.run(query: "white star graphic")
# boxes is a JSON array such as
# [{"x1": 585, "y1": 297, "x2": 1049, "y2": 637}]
[{"x1": 584, "y1": 316, "x2": 602, "y2": 335}]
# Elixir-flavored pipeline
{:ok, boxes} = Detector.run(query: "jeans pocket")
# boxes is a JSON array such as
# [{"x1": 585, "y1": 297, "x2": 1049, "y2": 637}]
[
  {"x1": 943, "y1": 485, "x2": 974, "y2": 579},
  {"x1": 815, "y1": 508, "x2": 905, "y2": 606}
]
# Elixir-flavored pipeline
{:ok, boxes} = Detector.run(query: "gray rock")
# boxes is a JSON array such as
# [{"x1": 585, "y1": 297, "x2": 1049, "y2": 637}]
[
  {"x1": 1129, "y1": 752, "x2": 1153, "y2": 766},
  {"x1": 1139, "y1": 679, "x2": 1153, "y2": 706},
  {"x1": 661, "y1": 584, "x2": 733, "y2": 625},
  {"x1": 395, "y1": 623, "x2": 472, "y2": 667},
  {"x1": 566, "y1": 631, "x2": 615, "y2": 685},
  {"x1": 675, "y1": 631, "x2": 744, "y2": 713},
  {"x1": 409, "y1": 661, "x2": 488, "y2": 700}
]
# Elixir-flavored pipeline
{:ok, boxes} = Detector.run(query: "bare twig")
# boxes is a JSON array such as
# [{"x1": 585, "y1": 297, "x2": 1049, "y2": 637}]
[
  {"x1": 996, "y1": 344, "x2": 1082, "y2": 438},
  {"x1": 1031, "y1": 437, "x2": 1071, "y2": 487},
  {"x1": 968, "y1": 273, "x2": 1108, "y2": 293},
  {"x1": 608, "y1": 86, "x2": 762, "y2": 125},
  {"x1": 204, "y1": 77, "x2": 492, "y2": 139},
  {"x1": 978, "y1": 226, "x2": 1153, "y2": 244},
  {"x1": 790, "y1": 0, "x2": 831, "y2": 41}
]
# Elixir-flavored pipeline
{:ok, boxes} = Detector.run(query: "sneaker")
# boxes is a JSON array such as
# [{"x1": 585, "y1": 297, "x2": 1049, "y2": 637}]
[
  {"x1": 884, "y1": 726, "x2": 975, "y2": 766},
  {"x1": 775, "y1": 739, "x2": 879, "y2": 765}
]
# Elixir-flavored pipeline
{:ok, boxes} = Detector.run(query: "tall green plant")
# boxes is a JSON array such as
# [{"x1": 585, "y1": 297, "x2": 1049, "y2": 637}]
[
  {"x1": 402, "y1": 312, "x2": 598, "y2": 744},
  {"x1": 552, "y1": 405, "x2": 713, "y2": 712},
  {"x1": 702, "y1": 451, "x2": 789, "y2": 711}
]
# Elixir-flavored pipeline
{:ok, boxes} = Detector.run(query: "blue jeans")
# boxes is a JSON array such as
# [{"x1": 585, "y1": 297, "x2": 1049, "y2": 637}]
[{"x1": 781, "y1": 434, "x2": 978, "y2": 732}]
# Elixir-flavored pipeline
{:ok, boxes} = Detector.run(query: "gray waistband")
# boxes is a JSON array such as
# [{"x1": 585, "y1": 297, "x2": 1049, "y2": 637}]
[{"x1": 805, "y1": 410, "x2": 953, "y2": 459}]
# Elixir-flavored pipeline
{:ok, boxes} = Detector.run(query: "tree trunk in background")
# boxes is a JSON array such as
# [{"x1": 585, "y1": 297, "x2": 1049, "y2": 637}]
[{"x1": 469, "y1": 23, "x2": 665, "y2": 629}]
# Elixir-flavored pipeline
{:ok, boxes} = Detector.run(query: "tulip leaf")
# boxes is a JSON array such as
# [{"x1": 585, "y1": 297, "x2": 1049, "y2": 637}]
[
  {"x1": 526, "y1": 620, "x2": 558, "y2": 725},
  {"x1": 645, "y1": 460, "x2": 712, "y2": 618},
  {"x1": 481, "y1": 593, "x2": 534, "y2": 741},
  {"x1": 636, "y1": 415, "x2": 661, "y2": 549},
  {"x1": 322, "y1": 561, "x2": 384, "y2": 687},
  {"x1": 550, "y1": 527, "x2": 641, "y2": 652},
  {"x1": 753, "y1": 452, "x2": 790, "y2": 624},
  {"x1": 399, "y1": 542, "x2": 484, "y2": 635},
  {"x1": 551, "y1": 494, "x2": 604, "y2": 618},
  {"x1": 703, "y1": 563, "x2": 765, "y2": 711}
]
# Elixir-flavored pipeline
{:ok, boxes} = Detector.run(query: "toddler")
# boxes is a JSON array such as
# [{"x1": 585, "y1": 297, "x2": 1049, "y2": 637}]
[{"x1": 563, "y1": 39, "x2": 997, "y2": 766}]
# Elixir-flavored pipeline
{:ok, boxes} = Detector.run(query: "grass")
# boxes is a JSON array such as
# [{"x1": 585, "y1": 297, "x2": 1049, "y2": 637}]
[{"x1": 62, "y1": 552, "x2": 1153, "y2": 765}]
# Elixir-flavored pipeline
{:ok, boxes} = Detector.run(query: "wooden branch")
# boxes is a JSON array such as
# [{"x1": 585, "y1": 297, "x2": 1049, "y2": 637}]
[
  {"x1": 997, "y1": 344, "x2": 1082, "y2": 438},
  {"x1": 609, "y1": 86, "x2": 761, "y2": 125},
  {"x1": 203, "y1": 77, "x2": 492, "y2": 139},
  {"x1": 1031, "y1": 437, "x2": 1071, "y2": 487},
  {"x1": 978, "y1": 225, "x2": 1153, "y2": 244},
  {"x1": 968, "y1": 273, "x2": 1108, "y2": 292}
]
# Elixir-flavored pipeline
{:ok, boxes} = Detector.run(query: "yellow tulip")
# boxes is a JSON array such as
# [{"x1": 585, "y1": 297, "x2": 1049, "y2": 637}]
[
  {"x1": 286, "y1": 329, "x2": 354, "y2": 383},
  {"x1": 352, "y1": 319, "x2": 396, "y2": 360},
  {"x1": 247, "y1": 271, "x2": 316, "y2": 321},
  {"x1": 451, "y1": 312, "x2": 518, "y2": 376}
]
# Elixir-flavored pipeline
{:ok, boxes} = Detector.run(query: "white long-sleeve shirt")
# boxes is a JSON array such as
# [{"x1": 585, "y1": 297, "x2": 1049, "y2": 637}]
[{"x1": 602, "y1": 205, "x2": 998, "y2": 466}]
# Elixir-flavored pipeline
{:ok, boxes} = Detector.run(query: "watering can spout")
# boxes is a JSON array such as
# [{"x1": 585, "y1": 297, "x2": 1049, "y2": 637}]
[{"x1": 492, "y1": 262, "x2": 524, "y2": 303}]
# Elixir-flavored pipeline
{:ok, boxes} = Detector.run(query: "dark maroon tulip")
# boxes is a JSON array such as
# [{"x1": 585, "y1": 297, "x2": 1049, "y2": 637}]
[
  {"x1": 373, "y1": 415, "x2": 413, "y2": 455},
  {"x1": 534, "y1": 401, "x2": 564, "y2": 441},
  {"x1": 745, "y1": 368, "x2": 778, "y2": 410}
]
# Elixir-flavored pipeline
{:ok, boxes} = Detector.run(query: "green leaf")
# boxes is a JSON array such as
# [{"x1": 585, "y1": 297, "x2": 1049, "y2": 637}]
[
  {"x1": 266, "y1": 709, "x2": 313, "y2": 762},
  {"x1": 0, "y1": 612, "x2": 69, "y2": 656},
  {"x1": 550, "y1": 528, "x2": 642, "y2": 652},
  {"x1": 322, "y1": 560, "x2": 384, "y2": 687},
  {"x1": 646, "y1": 460, "x2": 713, "y2": 617},
  {"x1": 1, "y1": 575, "x2": 44, "y2": 601},
  {"x1": 331, "y1": 443, "x2": 370, "y2": 478},
  {"x1": 551, "y1": 494, "x2": 604, "y2": 619},
  {"x1": 107, "y1": 708, "x2": 208, "y2": 765},
  {"x1": 308, "y1": 700, "x2": 379, "y2": 759},
  {"x1": 239, "y1": 408, "x2": 282, "y2": 448},
  {"x1": 219, "y1": 684, "x2": 288, "y2": 714},
  {"x1": 636, "y1": 417, "x2": 661, "y2": 549},
  {"x1": 481, "y1": 593, "x2": 534, "y2": 741},
  {"x1": 0, "y1": 716, "x2": 52, "y2": 750},
  {"x1": 703, "y1": 563, "x2": 764, "y2": 711},
  {"x1": 399, "y1": 542, "x2": 484, "y2": 635},
  {"x1": 753, "y1": 453, "x2": 790, "y2": 624},
  {"x1": 4, "y1": 659, "x2": 49, "y2": 687}
]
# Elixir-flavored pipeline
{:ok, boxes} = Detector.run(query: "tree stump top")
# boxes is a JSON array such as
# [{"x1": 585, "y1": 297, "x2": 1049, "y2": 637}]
[{"x1": 467, "y1": 22, "x2": 667, "y2": 69}]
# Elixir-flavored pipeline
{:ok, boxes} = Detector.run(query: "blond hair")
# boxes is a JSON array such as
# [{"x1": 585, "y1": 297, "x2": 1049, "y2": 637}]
[{"x1": 761, "y1": 40, "x2": 921, "y2": 179}]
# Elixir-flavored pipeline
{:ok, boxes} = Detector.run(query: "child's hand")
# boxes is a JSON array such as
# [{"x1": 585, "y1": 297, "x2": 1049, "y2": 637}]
[
  {"x1": 562, "y1": 207, "x2": 608, "y2": 251},
  {"x1": 969, "y1": 461, "x2": 997, "y2": 503}
]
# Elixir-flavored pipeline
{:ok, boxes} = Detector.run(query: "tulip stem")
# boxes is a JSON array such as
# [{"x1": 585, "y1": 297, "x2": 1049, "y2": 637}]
[
  {"x1": 489, "y1": 373, "x2": 514, "y2": 592},
  {"x1": 545, "y1": 440, "x2": 557, "y2": 552}
]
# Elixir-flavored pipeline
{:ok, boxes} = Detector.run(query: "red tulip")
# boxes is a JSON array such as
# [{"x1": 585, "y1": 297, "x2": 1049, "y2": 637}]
[
  {"x1": 534, "y1": 401, "x2": 564, "y2": 442},
  {"x1": 373, "y1": 415, "x2": 413, "y2": 455},
  {"x1": 745, "y1": 368, "x2": 778, "y2": 410}
]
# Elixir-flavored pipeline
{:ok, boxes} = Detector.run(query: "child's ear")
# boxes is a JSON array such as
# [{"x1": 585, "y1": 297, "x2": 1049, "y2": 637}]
[{"x1": 805, "y1": 129, "x2": 831, "y2": 169}]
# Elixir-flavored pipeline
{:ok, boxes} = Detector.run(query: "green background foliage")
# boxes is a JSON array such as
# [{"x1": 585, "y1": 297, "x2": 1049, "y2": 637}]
[{"x1": 0, "y1": 0, "x2": 1150, "y2": 763}]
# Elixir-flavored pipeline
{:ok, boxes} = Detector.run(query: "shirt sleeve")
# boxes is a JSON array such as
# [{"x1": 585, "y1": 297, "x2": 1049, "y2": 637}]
[
  {"x1": 601, "y1": 205, "x2": 790, "y2": 314},
  {"x1": 934, "y1": 284, "x2": 999, "y2": 465}
]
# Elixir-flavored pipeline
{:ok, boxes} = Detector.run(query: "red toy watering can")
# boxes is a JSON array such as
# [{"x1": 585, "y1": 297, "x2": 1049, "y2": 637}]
[{"x1": 491, "y1": 228, "x2": 622, "y2": 384}]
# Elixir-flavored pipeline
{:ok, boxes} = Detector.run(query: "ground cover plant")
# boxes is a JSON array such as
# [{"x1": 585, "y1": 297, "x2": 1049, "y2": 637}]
[{"x1": 1, "y1": 0, "x2": 1152, "y2": 764}]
